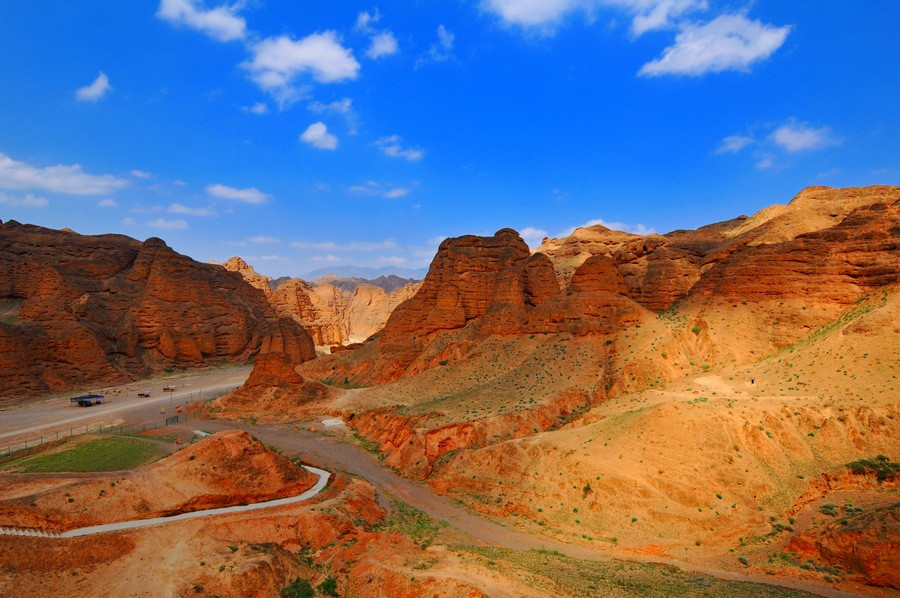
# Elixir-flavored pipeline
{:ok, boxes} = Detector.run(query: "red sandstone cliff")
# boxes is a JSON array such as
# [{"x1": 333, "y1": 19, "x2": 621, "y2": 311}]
[{"x1": 0, "y1": 222, "x2": 314, "y2": 401}]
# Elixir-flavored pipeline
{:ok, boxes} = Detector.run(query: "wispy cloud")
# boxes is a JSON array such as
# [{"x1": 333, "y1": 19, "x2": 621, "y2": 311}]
[
  {"x1": 300, "y1": 122, "x2": 339, "y2": 150},
  {"x1": 418, "y1": 25, "x2": 455, "y2": 66},
  {"x1": 0, "y1": 152, "x2": 129, "y2": 195},
  {"x1": 0, "y1": 192, "x2": 48, "y2": 208},
  {"x1": 206, "y1": 183, "x2": 270, "y2": 204},
  {"x1": 76, "y1": 72, "x2": 112, "y2": 102},
  {"x1": 482, "y1": 0, "x2": 707, "y2": 36},
  {"x1": 242, "y1": 102, "x2": 268, "y2": 115},
  {"x1": 375, "y1": 135, "x2": 424, "y2": 161},
  {"x1": 148, "y1": 217, "x2": 188, "y2": 230},
  {"x1": 308, "y1": 98, "x2": 357, "y2": 134},
  {"x1": 168, "y1": 202, "x2": 216, "y2": 216},
  {"x1": 349, "y1": 181, "x2": 413, "y2": 198},
  {"x1": 520, "y1": 226, "x2": 549, "y2": 247},
  {"x1": 248, "y1": 235, "x2": 280, "y2": 244},
  {"x1": 770, "y1": 121, "x2": 841, "y2": 153},
  {"x1": 716, "y1": 134, "x2": 754, "y2": 154},
  {"x1": 156, "y1": 0, "x2": 246, "y2": 42},
  {"x1": 290, "y1": 239, "x2": 398, "y2": 251},
  {"x1": 97, "y1": 198, "x2": 118, "y2": 208},
  {"x1": 367, "y1": 32, "x2": 398, "y2": 59},
  {"x1": 130, "y1": 169, "x2": 153, "y2": 179}
]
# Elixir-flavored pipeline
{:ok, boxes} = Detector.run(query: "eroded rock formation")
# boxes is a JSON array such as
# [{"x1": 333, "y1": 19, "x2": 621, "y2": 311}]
[{"x1": 0, "y1": 222, "x2": 314, "y2": 401}]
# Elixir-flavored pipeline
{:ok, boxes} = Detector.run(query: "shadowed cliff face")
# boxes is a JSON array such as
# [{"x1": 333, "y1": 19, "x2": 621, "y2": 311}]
[{"x1": 0, "y1": 222, "x2": 315, "y2": 401}]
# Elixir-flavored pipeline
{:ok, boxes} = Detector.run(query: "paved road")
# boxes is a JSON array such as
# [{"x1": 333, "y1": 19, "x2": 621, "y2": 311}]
[
  {"x1": 0, "y1": 466, "x2": 329, "y2": 538},
  {"x1": 0, "y1": 367, "x2": 250, "y2": 443}
]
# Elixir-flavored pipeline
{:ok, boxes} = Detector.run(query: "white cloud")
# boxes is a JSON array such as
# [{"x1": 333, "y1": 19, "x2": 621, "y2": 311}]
[
  {"x1": 0, "y1": 152, "x2": 129, "y2": 195},
  {"x1": 0, "y1": 192, "x2": 48, "y2": 208},
  {"x1": 243, "y1": 33, "x2": 360, "y2": 97},
  {"x1": 148, "y1": 217, "x2": 189, "y2": 230},
  {"x1": 130, "y1": 169, "x2": 153, "y2": 179},
  {"x1": 375, "y1": 135, "x2": 424, "y2": 161},
  {"x1": 520, "y1": 226, "x2": 549, "y2": 247},
  {"x1": 349, "y1": 181, "x2": 412, "y2": 198},
  {"x1": 626, "y1": 0, "x2": 708, "y2": 36},
  {"x1": 173, "y1": 179, "x2": 188, "y2": 187},
  {"x1": 770, "y1": 121, "x2": 840, "y2": 153},
  {"x1": 639, "y1": 14, "x2": 790, "y2": 76},
  {"x1": 755, "y1": 154, "x2": 775, "y2": 169},
  {"x1": 309, "y1": 98, "x2": 357, "y2": 134},
  {"x1": 75, "y1": 72, "x2": 112, "y2": 102},
  {"x1": 121, "y1": 217, "x2": 136, "y2": 226},
  {"x1": 558, "y1": 218, "x2": 656, "y2": 237},
  {"x1": 242, "y1": 102, "x2": 268, "y2": 115},
  {"x1": 97, "y1": 198, "x2": 118, "y2": 208},
  {"x1": 156, "y1": 0, "x2": 246, "y2": 42},
  {"x1": 418, "y1": 25, "x2": 455, "y2": 66},
  {"x1": 206, "y1": 183, "x2": 270, "y2": 204},
  {"x1": 169, "y1": 202, "x2": 215, "y2": 216},
  {"x1": 354, "y1": 9, "x2": 381, "y2": 33},
  {"x1": 300, "y1": 122, "x2": 339, "y2": 150},
  {"x1": 482, "y1": 0, "x2": 579, "y2": 28},
  {"x1": 259, "y1": 255, "x2": 286, "y2": 261},
  {"x1": 482, "y1": 0, "x2": 707, "y2": 36},
  {"x1": 367, "y1": 32, "x2": 398, "y2": 59},
  {"x1": 716, "y1": 134, "x2": 754, "y2": 154},
  {"x1": 290, "y1": 239, "x2": 398, "y2": 252}
]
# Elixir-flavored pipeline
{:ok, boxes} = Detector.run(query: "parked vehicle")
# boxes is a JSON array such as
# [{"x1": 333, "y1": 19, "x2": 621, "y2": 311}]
[
  {"x1": 70, "y1": 394, "x2": 104, "y2": 407},
  {"x1": 163, "y1": 385, "x2": 176, "y2": 392},
  {"x1": 137, "y1": 392, "x2": 151, "y2": 397}
]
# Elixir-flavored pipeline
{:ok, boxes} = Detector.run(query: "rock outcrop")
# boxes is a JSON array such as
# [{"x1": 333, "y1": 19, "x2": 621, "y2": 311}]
[
  {"x1": 306, "y1": 186, "x2": 898, "y2": 387},
  {"x1": 0, "y1": 222, "x2": 315, "y2": 401},
  {"x1": 536, "y1": 185, "x2": 900, "y2": 312},
  {"x1": 786, "y1": 502, "x2": 899, "y2": 588}
]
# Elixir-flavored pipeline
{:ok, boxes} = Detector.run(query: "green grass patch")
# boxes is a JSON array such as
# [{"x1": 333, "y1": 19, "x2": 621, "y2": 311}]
[{"x1": 1, "y1": 436, "x2": 167, "y2": 472}]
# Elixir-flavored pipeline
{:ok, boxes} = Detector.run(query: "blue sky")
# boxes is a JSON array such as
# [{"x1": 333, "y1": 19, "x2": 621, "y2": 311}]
[{"x1": 0, "y1": 1, "x2": 897, "y2": 278}]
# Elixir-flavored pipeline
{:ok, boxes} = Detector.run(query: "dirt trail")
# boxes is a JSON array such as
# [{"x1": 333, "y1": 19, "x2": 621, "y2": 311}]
[{"x1": 199, "y1": 419, "x2": 860, "y2": 598}]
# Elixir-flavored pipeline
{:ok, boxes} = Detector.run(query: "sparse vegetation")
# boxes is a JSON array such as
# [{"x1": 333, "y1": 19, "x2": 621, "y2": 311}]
[
  {"x1": 380, "y1": 501, "x2": 446, "y2": 548},
  {"x1": 279, "y1": 577, "x2": 314, "y2": 598},
  {"x1": 846, "y1": 455, "x2": 899, "y2": 482}
]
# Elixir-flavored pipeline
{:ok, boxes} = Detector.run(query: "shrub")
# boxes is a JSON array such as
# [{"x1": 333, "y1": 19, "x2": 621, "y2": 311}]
[
  {"x1": 846, "y1": 455, "x2": 899, "y2": 482},
  {"x1": 317, "y1": 577, "x2": 339, "y2": 597},
  {"x1": 280, "y1": 578, "x2": 314, "y2": 598},
  {"x1": 820, "y1": 503, "x2": 838, "y2": 517},
  {"x1": 738, "y1": 556, "x2": 749, "y2": 566}
]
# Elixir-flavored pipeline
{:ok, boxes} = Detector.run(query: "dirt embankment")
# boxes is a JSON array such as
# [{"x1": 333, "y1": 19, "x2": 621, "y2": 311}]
[{"x1": 0, "y1": 430, "x2": 317, "y2": 531}]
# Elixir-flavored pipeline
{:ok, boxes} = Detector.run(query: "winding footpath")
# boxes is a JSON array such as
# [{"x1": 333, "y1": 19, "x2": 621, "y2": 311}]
[{"x1": 0, "y1": 465, "x2": 329, "y2": 539}]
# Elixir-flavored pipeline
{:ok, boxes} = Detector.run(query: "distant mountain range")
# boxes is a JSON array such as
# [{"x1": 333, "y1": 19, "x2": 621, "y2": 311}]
[{"x1": 301, "y1": 265, "x2": 428, "y2": 281}]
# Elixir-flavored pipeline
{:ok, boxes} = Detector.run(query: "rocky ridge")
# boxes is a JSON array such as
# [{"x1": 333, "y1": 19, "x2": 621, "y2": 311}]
[{"x1": 0, "y1": 223, "x2": 314, "y2": 401}]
